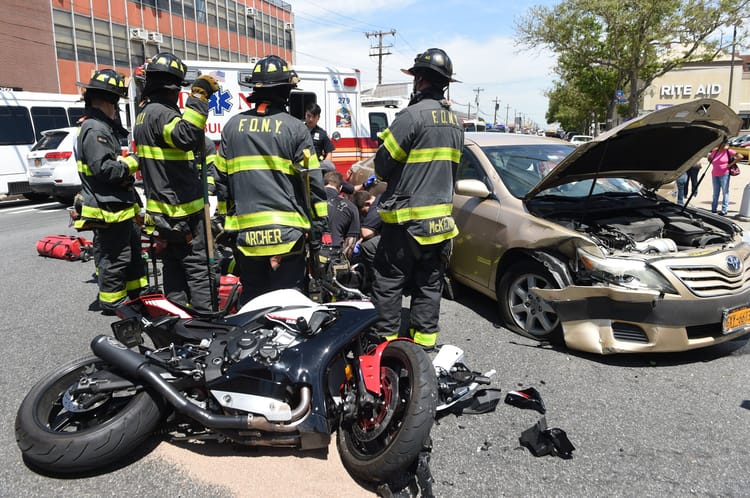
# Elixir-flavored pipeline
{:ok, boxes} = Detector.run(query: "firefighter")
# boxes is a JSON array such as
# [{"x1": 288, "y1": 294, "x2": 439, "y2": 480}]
[
  {"x1": 133, "y1": 52, "x2": 219, "y2": 312},
  {"x1": 215, "y1": 55, "x2": 329, "y2": 305},
  {"x1": 74, "y1": 69, "x2": 145, "y2": 314},
  {"x1": 370, "y1": 48, "x2": 464, "y2": 350}
]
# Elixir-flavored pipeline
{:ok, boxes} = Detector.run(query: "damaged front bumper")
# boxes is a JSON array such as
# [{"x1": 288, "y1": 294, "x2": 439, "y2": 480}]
[{"x1": 533, "y1": 285, "x2": 750, "y2": 354}]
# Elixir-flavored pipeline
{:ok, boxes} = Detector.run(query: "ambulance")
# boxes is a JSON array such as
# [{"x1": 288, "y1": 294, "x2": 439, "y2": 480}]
[{"x1": 133, "y1": 61, "x2": 379, "y2": 174}]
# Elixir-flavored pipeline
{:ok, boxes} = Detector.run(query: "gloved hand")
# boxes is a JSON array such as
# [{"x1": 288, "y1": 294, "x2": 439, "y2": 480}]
[
  {"x1": 363, "y1": 174, "x2": 378, "y2": 189},
  {"x1": 191, "y1": 75, "x2": 219, "y2": 102}
]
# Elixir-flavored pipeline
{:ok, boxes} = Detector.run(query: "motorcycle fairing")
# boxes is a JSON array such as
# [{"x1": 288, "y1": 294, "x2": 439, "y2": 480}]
[{"x1": 358, "y1": 339, "x2": 415, "y2": 395}]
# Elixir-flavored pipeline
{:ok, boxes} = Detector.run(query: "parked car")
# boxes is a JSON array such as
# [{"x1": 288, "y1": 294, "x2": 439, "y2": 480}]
[
  {"x1": 26, "y1": 127, "x2": 79, "y2": 204},
  {"x1": 350, "y1": 99, "x2": 750, "y2": 354},
  {"x1": 728, "y1": 133, "x2": 750, "y2": 160},
  {"x1": 569, "y1": 134, "x2": 593, "y2": 146}
]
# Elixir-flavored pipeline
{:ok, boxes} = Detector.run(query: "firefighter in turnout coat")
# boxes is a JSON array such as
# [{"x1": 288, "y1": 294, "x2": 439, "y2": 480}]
[
  {"x1": 215, "y1": 55, "x2": 329, "y2": 305},
  {"x1": 133, "y1": 52, "x2": 219, "y2": 311},
  {"x1": 74, "y1": 69, "x2": 145, "y2": 314},
  {"x1": 371, "y1": 48, "x2": 464, "y2": 350}
]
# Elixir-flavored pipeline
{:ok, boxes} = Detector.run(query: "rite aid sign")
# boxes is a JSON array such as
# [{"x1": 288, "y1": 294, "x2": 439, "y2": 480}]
[{"x1": 660, "y1": 83, "x2": 722, "y2": 97}]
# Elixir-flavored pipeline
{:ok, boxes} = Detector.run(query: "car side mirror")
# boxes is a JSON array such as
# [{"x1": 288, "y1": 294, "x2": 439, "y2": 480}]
[{"x1": 455, "y1": 179, "x2": 491, "y2": 199}]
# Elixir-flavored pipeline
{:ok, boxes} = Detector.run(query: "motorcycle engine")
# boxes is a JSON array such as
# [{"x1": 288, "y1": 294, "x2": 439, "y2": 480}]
[{"x1": 226, "y1": 325, "x2": 299, "y2": 365}]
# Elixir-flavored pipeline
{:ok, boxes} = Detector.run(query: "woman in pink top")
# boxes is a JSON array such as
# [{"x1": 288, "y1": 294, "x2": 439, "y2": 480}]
[{"x1": 710, "y1": 144, "x2": 744, "y2": 215}]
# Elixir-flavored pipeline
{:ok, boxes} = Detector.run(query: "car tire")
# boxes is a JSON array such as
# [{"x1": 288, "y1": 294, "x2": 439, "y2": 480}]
[
  {"x1": 23, "y1": 192, "x2": 49, "y2": 202},
  {"x1": 497, "y1": 259, "x2": 563, "y2": 344}
]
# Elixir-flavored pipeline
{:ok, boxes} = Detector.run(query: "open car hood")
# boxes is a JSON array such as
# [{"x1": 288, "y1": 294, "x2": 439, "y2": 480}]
[{"x1": 524, "y1": 99, "x2": 742, "y2": 200}]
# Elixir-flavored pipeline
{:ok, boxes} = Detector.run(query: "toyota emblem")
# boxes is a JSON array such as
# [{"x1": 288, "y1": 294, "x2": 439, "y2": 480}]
[{"x1": 726, "y1": 255, "x2": 742, "y2": 274}]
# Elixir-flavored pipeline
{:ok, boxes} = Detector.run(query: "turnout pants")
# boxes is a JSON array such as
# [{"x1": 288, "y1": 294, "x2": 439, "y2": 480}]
[
  {"x1": 235, "y1": 239, "x2": 307, "y2": 307},
  {"x1": 159, "y1": 215, "x2": 214, "y2": 312},
  {"x1": 95, "y1": 219, "x2": 146, "y2": 312},
  {"x1": 371, "y1": 224, "x2": 450, "y2": 348}
]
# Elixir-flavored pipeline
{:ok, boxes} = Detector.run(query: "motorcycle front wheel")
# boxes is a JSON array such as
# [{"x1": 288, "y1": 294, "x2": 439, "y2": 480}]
[
  {"x1": 337, "y1": 340, "x2": 437, "y2": 485},
  {"x1": 15, "y1": 355, "x2": 165, "y2": 475}
]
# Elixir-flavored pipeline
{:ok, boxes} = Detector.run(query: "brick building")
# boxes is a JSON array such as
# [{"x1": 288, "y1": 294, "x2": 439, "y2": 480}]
[{"x1": 0, "y1": 0, "x2": 294, "y2": 94}]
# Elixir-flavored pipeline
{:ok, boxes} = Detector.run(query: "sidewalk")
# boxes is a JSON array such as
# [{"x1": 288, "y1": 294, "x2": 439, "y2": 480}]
[{"x1": 667, "y1": 158, "x2": 750, "y2": 232}]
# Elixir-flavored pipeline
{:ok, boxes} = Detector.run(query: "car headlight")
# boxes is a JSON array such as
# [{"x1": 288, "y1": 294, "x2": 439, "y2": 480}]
[{"x1": 577, "y1": 248, "x2": 677, "y2": 294}]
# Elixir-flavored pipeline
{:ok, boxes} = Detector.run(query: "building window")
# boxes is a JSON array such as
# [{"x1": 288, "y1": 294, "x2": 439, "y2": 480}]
[
  {"x1": 53, "y1": 10, "x2": 75, "y2": 61},
  {"x1": 94, "y1": 19, "x2": 114, "y2": 67},
  {"x1": 112, "y1": 24, "x2": 130, "y2": 67},
  {"x1": 196, "y1": 0, "x2": 206, "y2": 22},
  {"x1": 74, "y1": 14, "x2": 95, "y2": 63}
]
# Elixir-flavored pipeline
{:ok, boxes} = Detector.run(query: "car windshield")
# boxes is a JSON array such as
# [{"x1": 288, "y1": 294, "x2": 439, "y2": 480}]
[{"x1": 483, "y1": 143, "x2": 642, "y2": 198}]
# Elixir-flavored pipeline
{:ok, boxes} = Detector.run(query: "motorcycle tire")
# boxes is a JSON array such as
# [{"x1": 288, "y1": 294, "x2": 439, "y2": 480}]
[
  {"x1": 15, "y1": 355, "x2": 165, "y2": 475},
  {"x1": 337, "y1": 340, "x2": 437, "y2": 485}
]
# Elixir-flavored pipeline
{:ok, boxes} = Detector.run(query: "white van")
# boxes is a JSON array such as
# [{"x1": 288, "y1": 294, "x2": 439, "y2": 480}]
[{"x1": 0, "y1": 91, "x2": 85, "y2": 199}]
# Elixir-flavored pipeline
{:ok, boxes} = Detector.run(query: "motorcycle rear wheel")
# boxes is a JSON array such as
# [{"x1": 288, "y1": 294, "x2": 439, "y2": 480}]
[
  {"x1": 337, "y1": 340, "x2": 437, "y2": 485},
  {"x1": 15, "y1": 355, "x2": 165, "y2": 475}
]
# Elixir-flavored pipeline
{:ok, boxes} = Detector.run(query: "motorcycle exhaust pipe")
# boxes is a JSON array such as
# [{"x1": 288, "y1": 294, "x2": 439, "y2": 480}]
[{"x1": 91, "y1": 335, "x2": 310, "y2": 432}]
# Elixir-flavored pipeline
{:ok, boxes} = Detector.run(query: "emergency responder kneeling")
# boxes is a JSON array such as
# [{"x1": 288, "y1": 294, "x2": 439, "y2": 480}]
[
  {"x1": 133, "y1": 52, "x2": 219, "y2": 312},
  {"x1": 215, "y1": 55, "x2": 330, "y2": 306},
  {"x1": 74, "y1": 69, "x2": 144, "y2": 315},
  {"x1": 370, "y1": 48, "x2": 464, "y2": 351}
]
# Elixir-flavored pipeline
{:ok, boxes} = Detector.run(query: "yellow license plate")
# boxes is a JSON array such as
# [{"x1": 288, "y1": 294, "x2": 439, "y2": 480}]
[
  {"x1": 34, "y1": 158, "x2": 41, "y2": 167},
  {"x1": 722, "y1": 305, "x2": 750, "y2": 333}
]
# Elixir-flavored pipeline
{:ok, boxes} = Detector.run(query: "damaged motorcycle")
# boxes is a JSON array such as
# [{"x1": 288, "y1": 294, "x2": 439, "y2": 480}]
[{"x1": 15, "y1": 288, "x2": 437, "y2": 488}]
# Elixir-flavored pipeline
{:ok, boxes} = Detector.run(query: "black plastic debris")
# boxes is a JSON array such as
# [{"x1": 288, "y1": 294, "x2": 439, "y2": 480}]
[
  {"x1": 504, "y1": 387, "x2": 546, "y2": 414},
  {"x1": 519, "y1": 416, "x2": 575, "y2": 459},
  {"x1": 461, "y1": 388, "x2": 503, "y2": 415}
]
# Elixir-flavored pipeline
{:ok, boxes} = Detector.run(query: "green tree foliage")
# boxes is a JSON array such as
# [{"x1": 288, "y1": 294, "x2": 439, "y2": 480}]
[{"x1": 516, "y1": 0, "x2": 749, "y2": 128}]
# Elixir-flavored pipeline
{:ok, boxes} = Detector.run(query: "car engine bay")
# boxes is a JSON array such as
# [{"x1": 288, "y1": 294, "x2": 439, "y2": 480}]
[{"x1": 531, "y1": 198, "x2": 739, "y2": 255}]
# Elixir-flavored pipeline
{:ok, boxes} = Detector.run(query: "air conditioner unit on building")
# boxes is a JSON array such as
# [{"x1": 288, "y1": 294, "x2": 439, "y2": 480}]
[
  {"x1": 245, "y1": 8, "x2": 255, "y2": 17},
  {"x1": 147, "y1": 32, "x2": 164, "y2": 44},
  {"x1": 285, "y1": 23, "x2": 294, "y2": 32},
  {"x1": 129, "y1": 28, "x2": 148, "y2": 41}
]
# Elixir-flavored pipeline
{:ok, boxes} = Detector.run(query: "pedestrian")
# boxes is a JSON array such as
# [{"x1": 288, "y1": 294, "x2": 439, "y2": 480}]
[
  {"x1": 686, "y1": 161, "x2": 701, "y2": 200},
  {"x1": 676, "y1": 172, "x2": 688, "y2": 205},
  {"x1": 370, "y1": 48, "x2": 464, "y2": 351},
  {"x1": 324, "y1": 170, "x2": 360, "y2": 259},
  {"x1": 74, "y1": 69, "x2": 145, "y2": 314},
  {"x1": 215, "y1": 55, "x2": 330, "y2": 305},
  {"x1": 305, "y1": 103, "x2": 335, "y2": 162},
  {"x1": 709, "y1": 142, "x2": 744, "y2": 215},
  {"x1": 133, "y1": 52, "x2": 219, "y2": 312}
]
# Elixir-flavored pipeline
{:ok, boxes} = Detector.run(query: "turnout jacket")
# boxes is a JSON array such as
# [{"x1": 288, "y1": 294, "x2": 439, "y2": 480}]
[
  {"x1": 133, "y1": 94, "x2": 208, "y2": 227},
  {"x1": 215, "y1": 103, "x2": 329, "y2": 257},
  {"x1": 374, "y1": 90, "x2": 463, "y2": 245},
  {"x1": 74, "y1": 107, "x2": 139, "y2": 229}
]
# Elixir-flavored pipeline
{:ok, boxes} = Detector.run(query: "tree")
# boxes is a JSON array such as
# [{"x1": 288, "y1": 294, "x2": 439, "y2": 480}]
[{"x1": 516, "y1": 0, "x2": 750, "y2": 128}]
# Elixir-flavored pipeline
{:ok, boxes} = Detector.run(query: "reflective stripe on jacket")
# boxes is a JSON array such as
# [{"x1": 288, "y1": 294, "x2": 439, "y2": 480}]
[
  {"x1": 215, "y1": 105, "x2": 329, "y2": 257},
  {"x1": 74, "y1": 108, "x2": 139, "y2": 228},
  {"x1": 133, "y1": 95, "x2": 208, "y2": 222},
  {"x1": 374, "y1": 95, "x2": 464, "y2": 245}
]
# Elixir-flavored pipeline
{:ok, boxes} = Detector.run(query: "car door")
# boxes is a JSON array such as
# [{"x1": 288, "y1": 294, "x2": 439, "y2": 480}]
[{"x1": 451, "y1": 146, "x2": 502, "y2": 290}]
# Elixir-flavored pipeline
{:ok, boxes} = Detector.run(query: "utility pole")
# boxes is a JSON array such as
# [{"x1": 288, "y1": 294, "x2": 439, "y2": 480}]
[
  {"x1": 365, "y1": 29, "x2": 396, "y2": 85},
  {"x1": 492, "y1": 97, "x2": 501, "y2": 125},
  {"x1": 505, "y1": 104, "x2": 510, "y2": 129},
  {"x1": 472, "y1": 87, "x2": 484, "y2": 119}
]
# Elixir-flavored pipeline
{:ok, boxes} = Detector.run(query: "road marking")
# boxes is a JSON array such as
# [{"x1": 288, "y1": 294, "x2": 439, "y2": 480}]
[{"x1": 0, "y1": 202, "x2": 65, "y2": 214}]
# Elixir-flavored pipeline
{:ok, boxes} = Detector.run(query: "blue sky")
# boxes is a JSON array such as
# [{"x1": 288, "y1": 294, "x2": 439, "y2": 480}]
[{"x1": 288, "y1": 0, "x2": 559, "y2": 128}]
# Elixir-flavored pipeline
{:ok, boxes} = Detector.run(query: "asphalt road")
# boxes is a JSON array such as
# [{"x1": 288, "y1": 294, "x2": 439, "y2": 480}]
[{"x1": 1, "y1": 198, "x2": 749, "y2": 497}]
